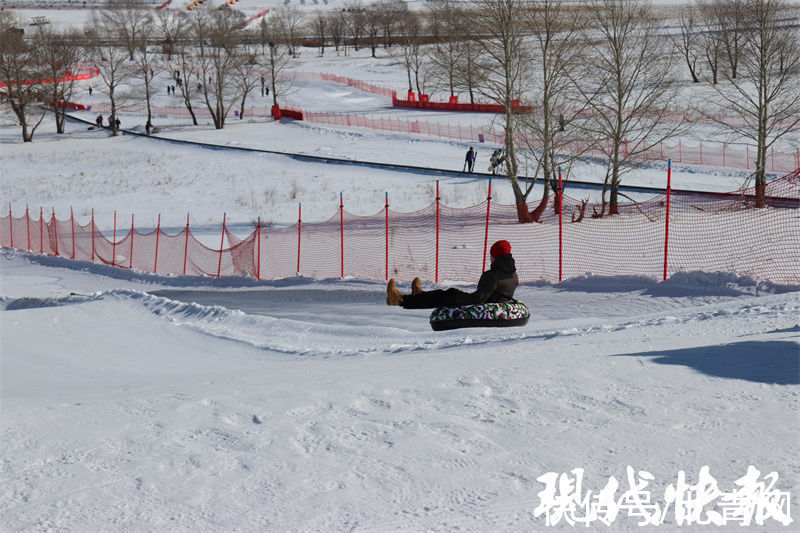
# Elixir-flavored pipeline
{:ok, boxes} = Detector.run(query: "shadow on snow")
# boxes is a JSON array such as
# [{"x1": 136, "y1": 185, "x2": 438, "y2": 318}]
[{"x1": 615, "y1": 340, "x2": 800, "y2": 385}]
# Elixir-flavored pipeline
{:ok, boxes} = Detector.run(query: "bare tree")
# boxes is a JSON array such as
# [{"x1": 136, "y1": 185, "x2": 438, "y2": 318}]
[
  {"x1": 365, "y1": 5, "x2": 382, "y2": 58},
  {"x1": 452, "y1": 23, "x2": 484, "y2": 104},
  {"x1": 272, "y1": 5, "x2": 304, "y2": 57},
  {"x1": 260, "y1": 16, "x2": 297, "y2": 109},
  {"x1": 426, "y1": 0, "x2": 463, "y2": 97},
  {"x1": 704, "y1": 0, "x2": 747, "y2": 79},
  {"x1": 576, "y1": 0, "x2": 684, "y2": 215},
  {"x1": 311, "y1": 10, "x2": 327, "y2": 56},
  {"x1": 235, "y1": 46, "x2": 261, "y2": 120},
  {"x1": 265, "y1": 41, "x2": 296, "y2": 108},
  {"x1": 132, "y1": 19, "x2": 158, "y2": 128},
  {"x1": 102, "y1": 0, "x2": 153, "y2": 61},
  {"x1": 34, "y1": 25, "x2": 84, "y2": 134},
  {"x1": 327, "y1": 11, "x2": 346, "y2": 54},
  {"x1": 346, "y1": 1, "x2": 367, "y2": 52},
  {"x1": 471, "y1": 0, "x2": 531, "y2": 221},
  {"x1": 86, "y1": 10, "x2": 134, "y2": 136},
  {"x1": 698, "y1": 0, "x2": 724, "y2": 84},
  {"x1": 395, "y1": 9, "x2": 427, "y2": 94},
  {"x1": 705, "y1": 0, "x2": 800, "y2": 207},
  {"x1": 517, "y1": 0, "x2": 589, "y2": 221},
  {"x1": 191, "y1": 7, "x2": 246, "y2": 130},
  {"x1": 169, "y1": 31, "x2": 200, "y2": 126},
  {"x1": 376, "y1": 0, "x2": 402, "y2": 48},
  {"x1": 674, "y1": 2, "x2": 702, "y2": 83},
  {"x1": 154, "y1": 7, "x2": 187, "y2": 61},
  {"x1": 0, "y1": 13, "x2": 47, "y2": 142}
]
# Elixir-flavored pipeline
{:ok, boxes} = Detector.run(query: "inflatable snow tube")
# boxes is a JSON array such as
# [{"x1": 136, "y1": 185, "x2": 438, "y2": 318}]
[{"x1": 429, "y1": 301, "x2": 530, "y2": 331}]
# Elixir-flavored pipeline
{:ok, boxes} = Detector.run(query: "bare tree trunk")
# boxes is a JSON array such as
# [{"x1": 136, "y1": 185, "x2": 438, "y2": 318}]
[
  {"x1": 576, "y1": 0, "x2": 684, "y2": 216},
  {"x1": 703, "y1": 0, "x2": 800, "y2": 208}
]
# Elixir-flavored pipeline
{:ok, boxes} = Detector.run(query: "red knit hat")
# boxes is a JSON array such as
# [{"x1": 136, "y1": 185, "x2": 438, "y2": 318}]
[{"x1": 490, "y1": 240, "x2": 511, "y2": 259}]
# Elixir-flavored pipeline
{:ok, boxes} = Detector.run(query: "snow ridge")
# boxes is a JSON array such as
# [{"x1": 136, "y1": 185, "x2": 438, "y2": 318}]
[{"x1": 24, "y1": 287, "x2": 795, "y2": 358}]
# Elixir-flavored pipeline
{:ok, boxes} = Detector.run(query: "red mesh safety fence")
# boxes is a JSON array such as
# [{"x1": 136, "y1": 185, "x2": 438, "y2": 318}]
[
  {"x1": 287, "y1": 72, "x2": 397, "y2": 99},
  {"x1": 0, "y1": 66, "x2": 100, "y2": 88},
  {"x1": 4, "y1": 168, "x2": 798, "y2": 285},
  {"x1": 299, "y1": 111, "x2": 800, "y2": 174},
  {"x1": 79, "y1": 69, "x2": 800, "y2": 173}
]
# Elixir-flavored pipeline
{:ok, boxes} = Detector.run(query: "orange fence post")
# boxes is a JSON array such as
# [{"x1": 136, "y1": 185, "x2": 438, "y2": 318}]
[
  {"x1": 296, "y1": 203, "x2": 302, "y2": 275},
  {"x1": 483, "y1": 178, "x2": 492, "y2": 272},
  {"x1": 129, "y1": 214, "x2": 134, "y2": 269},
  {"x1": 70, "y1": 207, "x2": 75, "y2": 259},
  {"x1": 217, "y1": 213, "x2": 226, "y2": 278},
  {"x1": 90, "y1": 209, "x2": 94, "y2": 261},
  {"x1": 183, "y1": 213, "x2": 190, "y2": 276},
  {"x1": 385, "y1": 192, "x2": 389, "y2": 281},
  {"x1": 339, "y1": 193, "x2": 344, "y2": 278},
  {"x1": 435, "y1": 181, "x2": 440, "y2": 283},
  {"x1": 40, "y1": 207, "x2": 44, "y2": 255},
  {"x1": 52, "y1": 208, "x2": 59, "y2": 256},
  {"x1": 664, "y1": 160, "x2": 672, "y2": 281},
  {"x1": 558, "y1": 168, "x2": 563, "y2": 282},
  {"x1": 256, "y1": 217, "x2": 261, "y2": 280},
  {"x1": 154, "y1": 214, "x2": 161, "y2": 274},
  {"x1": 26, "y1": 205, "x2": 30, "y2": 251},
  {"x1": 111, "y1": 210, "x2": 117, "y2": 266},
  {"x1": 7, "y1": 204, "x2": 12, "y2": 249}
]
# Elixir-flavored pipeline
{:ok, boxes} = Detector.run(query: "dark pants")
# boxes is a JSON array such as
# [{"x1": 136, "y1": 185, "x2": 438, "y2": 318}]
[{"x1": 402, "y1": 288, "x2": 479, "y2": 309}]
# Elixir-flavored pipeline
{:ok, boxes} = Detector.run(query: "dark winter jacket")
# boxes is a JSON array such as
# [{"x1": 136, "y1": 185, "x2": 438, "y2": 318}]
[{"x1": 474, "y1": 253, "x2": 518, "y2": 303}]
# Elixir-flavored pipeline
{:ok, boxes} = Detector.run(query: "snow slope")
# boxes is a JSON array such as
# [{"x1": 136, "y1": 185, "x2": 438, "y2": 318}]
[
  {"x1": 1, "y1": 15, "x2": 799, "y2": 531},
  {"x1": 1, "y1": 249, "x2": 799, "y2": 531}
]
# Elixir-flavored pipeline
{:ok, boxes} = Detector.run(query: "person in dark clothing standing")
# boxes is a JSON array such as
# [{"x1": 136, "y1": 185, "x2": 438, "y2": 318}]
[
  {"x1": 387, "y1": 240, "x2": 518, "y2": 307},
  {"x1": 464, "y1": 147, "x2": 476, "y2": 173}
]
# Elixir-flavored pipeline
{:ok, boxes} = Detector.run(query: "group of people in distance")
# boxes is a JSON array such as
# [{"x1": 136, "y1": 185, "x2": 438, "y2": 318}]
[
  {"x1": 94, "y1": 114, "x2": 120, "y2": 131},
  {"x1": 464, "y1": 147, "x2": 505, "y2": 175}
]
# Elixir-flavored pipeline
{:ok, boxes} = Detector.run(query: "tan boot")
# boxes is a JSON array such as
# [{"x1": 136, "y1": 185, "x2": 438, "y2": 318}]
[
  {"x1": 386, "y1": 278, "x2": 403, "y2": 306},
  {"x1": 411, "y1": 277, "x2": 422, "y2": 296}
]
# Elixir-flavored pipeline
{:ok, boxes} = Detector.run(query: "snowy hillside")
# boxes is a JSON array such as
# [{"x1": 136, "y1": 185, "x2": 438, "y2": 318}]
[
  {"x1": 2, "y1": 249, "x2": 799, "y2": 531},
  {"x1": 2, "y1": 7, "x2": 799, "y2": 531}
]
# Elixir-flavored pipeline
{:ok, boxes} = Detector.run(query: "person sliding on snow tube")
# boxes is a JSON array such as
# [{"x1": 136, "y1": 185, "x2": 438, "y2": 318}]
[
  {"x1": 386, "y1": 240, "x2": 528, "y2": 330},
  {"x1": 387, "y1": 239, "x2": 518, "y2": 308}
]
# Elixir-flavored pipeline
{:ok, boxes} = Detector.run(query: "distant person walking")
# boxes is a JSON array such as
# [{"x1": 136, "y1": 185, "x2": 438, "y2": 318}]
[
  {"x1": 95, "y1": 114, "x2": 102, "y2": 128},
  {"x1": 464, "y1": 147, "x2": 476, "y2": 173}
]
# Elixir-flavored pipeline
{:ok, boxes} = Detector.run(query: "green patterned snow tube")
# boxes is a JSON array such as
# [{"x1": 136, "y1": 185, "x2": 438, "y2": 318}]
[{"x1": 429, "y1": 301, "x2": 530, "y2": 331}]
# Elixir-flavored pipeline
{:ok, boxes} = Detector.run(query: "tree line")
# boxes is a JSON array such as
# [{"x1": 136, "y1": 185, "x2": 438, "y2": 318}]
[{"x1": 1, "y1": 0, "x2": 798, "y2": 217}]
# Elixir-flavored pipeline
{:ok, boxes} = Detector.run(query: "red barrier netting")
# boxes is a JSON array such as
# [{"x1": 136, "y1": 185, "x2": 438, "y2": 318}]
[{"x1": 2, "y1": 168, "x2": 799, "y2": 285}]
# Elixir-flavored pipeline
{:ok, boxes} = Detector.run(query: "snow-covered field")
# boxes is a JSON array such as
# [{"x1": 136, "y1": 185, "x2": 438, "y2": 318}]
[
  {"x1": 2, "y1": 251, "x2": 799, "y2": 531},
  {"x1": 2, "y1": 8, "x2": 800, "y2": 531}
]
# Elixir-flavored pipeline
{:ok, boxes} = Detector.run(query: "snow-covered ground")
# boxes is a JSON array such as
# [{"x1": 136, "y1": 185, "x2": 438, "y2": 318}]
[
  {"x1": 2, "y1": 10, "x2": 799, "y2": 532},
  {"x1": 2, "y1": 251, "x2": 799, "y2": 531}
]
